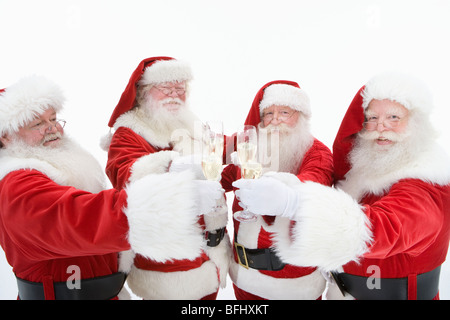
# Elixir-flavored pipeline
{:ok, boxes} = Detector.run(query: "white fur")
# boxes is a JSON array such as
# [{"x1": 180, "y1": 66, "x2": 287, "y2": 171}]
[
  {"x1": 0, "y1": 137, "x2": 106, "y2": 193},
  {"x1": 231, "y1": 213, "x2": 326, "y2": 299},
  {"x1": 138, "y1": 59, "x2": 193, "y2": 85},
  {"x1": 259, "y1": 84, "x2": 311, "y2": 117},
  {"x1": 123, "y1": 170, "x2": 204, "y2": 261},
  {"x1": 339, "y1": 143, "x2": 450, "y2": 201},
  {"x1": 230, "y1": 260, "x2": 325, "y2": 300},
  {"x1": 267, "y1": 172, "x2": 373, "y2": 272},
  {"x1": 203, "y1": 202, "x2": 232, "y2": 287},
  {"x1": 0, "y1": 75, "x2": 65, "y2": 135},
  {"x1": 127, "y1": 260, "x2": 218, "y2": 299},
  {"x1": 113, "y1": 108, "x2": 172, "y2": 149},
  {"x1": 129, "y1": 150, "x2": 179, "y2": 182},
  {"x1": 230, "y1": 198, "x2": 326, "y2": 299},
  {"x1": 113, "y1": 107, "x2": 203, "y2": 153}
]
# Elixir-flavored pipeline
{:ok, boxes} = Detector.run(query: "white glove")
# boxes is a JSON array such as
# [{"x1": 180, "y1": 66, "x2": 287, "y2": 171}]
[
  {"x1": 169, "y1": 154, "x2": 204, "y2": 179},
  {"x1": 193, "y1": 180, "x2": 224, "y2": 214},
  {"x1": 232, "y1": 176, "x2": 299, "y2": 219}
]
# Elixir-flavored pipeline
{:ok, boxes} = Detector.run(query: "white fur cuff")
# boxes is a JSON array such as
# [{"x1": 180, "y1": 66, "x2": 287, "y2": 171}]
[
  {"x1": 129, "y1": 150, "x2": 179, "y2": 182},
  {"x1": 124, "y1": 170, "x2": 204, "y2": 261},
  {"x1": 272, "y1": 181, "x2": 373, "y2": 272}
]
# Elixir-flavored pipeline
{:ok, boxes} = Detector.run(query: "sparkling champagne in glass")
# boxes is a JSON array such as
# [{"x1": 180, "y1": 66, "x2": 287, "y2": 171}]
[
  {"x1": 234, "y1": 125, "x2": 261, "y2": 223},
  {"x1": 201, "y1": 121, "x2": 225, "y2": 214}
]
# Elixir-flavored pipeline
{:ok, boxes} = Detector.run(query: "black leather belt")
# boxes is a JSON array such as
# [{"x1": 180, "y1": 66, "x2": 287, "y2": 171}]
[
  {"x1": 331, "y1": 266, "x2": 441, "y2": 300},
  {"x1": 205, "y1": 227, "x2": 226, "y2": 247},
  {"x1": 16, "y1": 272, "x2": 126, "y2": 300},
  {"x1": 234, "y1": 241, "x2": 285, "y2": 271}
]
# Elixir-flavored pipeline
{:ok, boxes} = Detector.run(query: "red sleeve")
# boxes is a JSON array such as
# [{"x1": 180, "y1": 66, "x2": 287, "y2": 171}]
[
  {"x1": 106, "y1": 127, "x2": 156, "y2": 189},
  {"x1": 297, "y1": 139, "x2": 334, "y2": 186},
  {"x1": 363, "y1": 180, "x2": 445, "y2": 259},
  {"x1": 0, "y1": 170, "x2": 131, "y2": 262}
]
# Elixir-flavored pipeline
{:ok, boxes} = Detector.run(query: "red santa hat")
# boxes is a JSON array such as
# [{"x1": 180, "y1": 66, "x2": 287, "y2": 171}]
[
  {"x1": 0, "y1": 75, "x2": 65, "y2": 135},
  {"x1": 244, "y1": 80, "x2": 311, "y2": 127},
  {"x1": 107, "y1": 56, "x2": 193, "y2": 127},
  {"x1": 332, "y1": 72, "x2": 434, "y2": 182}
]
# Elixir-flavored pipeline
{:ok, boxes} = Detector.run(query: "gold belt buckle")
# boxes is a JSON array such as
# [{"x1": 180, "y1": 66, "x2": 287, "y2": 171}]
[{"x1": 234, "y1": 242, "x2": 249, "y2": 269}]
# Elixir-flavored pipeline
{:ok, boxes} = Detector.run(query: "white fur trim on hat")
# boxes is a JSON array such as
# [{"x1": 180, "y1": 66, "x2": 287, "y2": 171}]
[
  {"x1": 0, "y1": 75, "x2": 65, "y2": 135},
  {"x1": 138, "y1": 59, "x2": 193, "y2": 85},
  {"x1": 260, "y1": 84, "x2": 311, "y2": 117},
  {"x1": 361, "y1": 72, "x2": 433, "y2": 112}
]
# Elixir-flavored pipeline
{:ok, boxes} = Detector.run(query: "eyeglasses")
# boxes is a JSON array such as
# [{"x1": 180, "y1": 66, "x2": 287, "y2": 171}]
[
  {"x1": 154, "y1": 85, "x2": 186, "y2": 97},
  {"x1": 363, "y1": 115, "x2": 404, "y2": 131},
  {"x1": 262, "y1": 110, "x2": 297, "y2": 122},
  {"x1": 30, "y1": 119, "x2": 66, "y2": 134}
]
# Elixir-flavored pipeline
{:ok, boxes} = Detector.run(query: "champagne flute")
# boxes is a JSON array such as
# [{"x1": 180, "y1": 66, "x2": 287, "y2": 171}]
[
  {"x1": 234, "y1": 125, "x2": 261, "y2": 222},
  {"x1": 201, "y1": 121, "x2": 225, "y2": 213}
]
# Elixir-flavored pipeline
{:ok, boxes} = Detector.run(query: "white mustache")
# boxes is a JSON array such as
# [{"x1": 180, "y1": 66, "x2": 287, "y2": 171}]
[
  {"x1": 41, "y1": 132, "x2": 62, "y2": 145},
  {"x1": 161, "y1": 97, "x2": 183, "y2": 105},
  {"x1": 263, "y1": 123, "x2": 292, "y2": 135},
  {"x1": 359, "y1": 130, "x2": 407, "y2": 142}
]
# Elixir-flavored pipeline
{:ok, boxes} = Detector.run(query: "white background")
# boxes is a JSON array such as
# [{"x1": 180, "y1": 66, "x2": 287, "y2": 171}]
[{"x1": 1, "y1": 0, "x2": 449, "y2": 300}]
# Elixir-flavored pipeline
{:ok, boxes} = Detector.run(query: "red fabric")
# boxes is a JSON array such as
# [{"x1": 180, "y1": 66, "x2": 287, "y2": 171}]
[
  {"x1": 0, "y1": 170, "x2": 131, "y2": 289},
  {"x1": 408, "y1": 273, "x2": 417, "y2": 300},
  {"x1": 134, "y1": 251, "x2": 209, "y2": 272},
  {"x1": 200, "y1": 290, "x2": 219, "y2": 300},
  {"x1": 343, "y1": 179, "x2": 450, "y2": 281},
  {"x1": 43, "y1": 275, "x2": 55, "y2": 300},
  {"x1": 106, "y1": 126, "x2": 166, "y2": 189},
  {"x1": 108, "y1": 56, "x2": 174, "y2": 127},
  {"x1": 332, "y1": 86, "x2": 365, "y2": 182},
  {"x1": 233, "y1": 284, "x2": 267, "y2": 300}
]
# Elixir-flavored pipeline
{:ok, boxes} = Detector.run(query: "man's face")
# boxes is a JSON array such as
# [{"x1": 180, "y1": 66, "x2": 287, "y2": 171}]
[
  {"x1": 261, "y1": 105, "x2": 299, "y2": 128},
  {"x1": 363, "y1": 99, "x2": 409, "y2": 147},
  {"x1": 0, "y1": 108, "x2": 64, "y2": 148},
  {"x1": 145, "y1": 81, "x2": 187, "y2": 113}
]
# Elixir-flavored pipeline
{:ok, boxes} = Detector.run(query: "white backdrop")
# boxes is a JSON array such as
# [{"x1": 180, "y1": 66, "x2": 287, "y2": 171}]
[{"x1": 1, "y1": 0, "x2": 450, "y2": 300}]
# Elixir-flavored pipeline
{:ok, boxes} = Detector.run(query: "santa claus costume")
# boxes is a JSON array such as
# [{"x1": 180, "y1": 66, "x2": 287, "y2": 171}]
[
  {"x1": 267, "y1": 73, "x2": 450, "y2": 300},
  {"x1": 0, "y1": 76, "x2": 204, "y2": 299},
  {"x1": 221, "y1": 80, "x2": 334, "y2": 299},
  {"x1": 103, "y1": 57, "x2": 230, "y2": 300}
]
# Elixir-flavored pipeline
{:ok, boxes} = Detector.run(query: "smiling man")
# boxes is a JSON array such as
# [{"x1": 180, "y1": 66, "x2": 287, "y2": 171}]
[
  {"x1": 103, "y1": 57, "x2": 230, "y2": 300},
  {"x1": 0, "y1": 75, "x2": 219, "y2": 300},
  {"x1": 221, "y1": 80, "x2": 334, "y2": 300},
  {"x1": 233, "y1": 72, "x2": 450, "y2": 300}
]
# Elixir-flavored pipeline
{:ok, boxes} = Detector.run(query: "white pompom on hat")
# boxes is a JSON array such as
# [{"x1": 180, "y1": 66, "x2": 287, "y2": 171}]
[{"x1": 0, "y1": 75, "x2": 64, "y2": 135}]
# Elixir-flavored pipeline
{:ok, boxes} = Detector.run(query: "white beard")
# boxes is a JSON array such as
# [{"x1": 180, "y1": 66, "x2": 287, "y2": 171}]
[
  {"x1": 138, "y1": 96, "x2": 202, "y2": 155},
  {"x1": 342, "y1": 116, "x2": 436, "y2": 200},
  {"x1": 5, "y1": 134, "x2": 106, "y2": 193},
  {"x1": 257, "y1": 119, "x2": 314, "y2": 174},
  {"x1": 348, "y1": 129, "x2": 413, "y2": 179}
]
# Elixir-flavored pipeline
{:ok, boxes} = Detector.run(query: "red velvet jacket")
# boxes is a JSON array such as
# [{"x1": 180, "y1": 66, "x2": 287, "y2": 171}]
[{"x1": 0, "y1": 170, "x2": 131, "y2": 298}]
